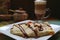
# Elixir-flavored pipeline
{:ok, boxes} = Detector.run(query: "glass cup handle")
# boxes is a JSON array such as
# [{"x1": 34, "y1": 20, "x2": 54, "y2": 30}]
[{"x1": 41, "y1": 8, "x2": 51, "y2": 19}]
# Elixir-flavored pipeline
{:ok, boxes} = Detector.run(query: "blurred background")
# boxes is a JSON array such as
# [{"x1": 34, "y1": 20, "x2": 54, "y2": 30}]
[
  {"x1": 0, "y1": 0, "x2": 60, "y2": 26},
  {"x1": 0, "y1": 0, "x2": 46, "y2": 21}
]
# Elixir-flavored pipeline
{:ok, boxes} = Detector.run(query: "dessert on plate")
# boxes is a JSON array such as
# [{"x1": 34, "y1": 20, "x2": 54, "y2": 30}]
[{"x1": 10, "y1": 21, "x2": 54, "y2": 38}]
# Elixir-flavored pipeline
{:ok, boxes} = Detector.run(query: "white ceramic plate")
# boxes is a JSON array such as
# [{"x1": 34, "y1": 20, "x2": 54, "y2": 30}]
[{"x1": 0, "y1": 20, "x2": 60, "y2": 40}]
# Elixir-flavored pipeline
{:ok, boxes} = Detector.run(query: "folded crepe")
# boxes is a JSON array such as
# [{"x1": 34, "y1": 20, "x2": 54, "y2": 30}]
[{"x1": 10, "y1": 22, "x2": 54, "y2": 38}]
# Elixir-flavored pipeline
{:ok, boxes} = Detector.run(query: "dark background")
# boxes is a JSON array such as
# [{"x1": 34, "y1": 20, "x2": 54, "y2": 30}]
[
  {"x1": 2, "y1": 0, "x2": 60, "y2": 19},
  {"x1": 10, "y1": 0, "x2": 60, "y2": 19},
  {"x1": 46, "y1": 0, "x2": 60, "y2": 19},
  {"x1": 10, "y1": 0, "x2": 36, "y2": 19}
]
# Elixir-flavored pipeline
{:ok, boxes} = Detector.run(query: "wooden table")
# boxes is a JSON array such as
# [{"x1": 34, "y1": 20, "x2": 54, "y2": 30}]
[{"x1": 0, "y1": 33, "x2": 15, "y2": 40}]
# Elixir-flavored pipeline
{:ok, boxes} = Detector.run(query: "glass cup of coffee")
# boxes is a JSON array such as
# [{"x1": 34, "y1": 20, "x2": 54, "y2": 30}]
[{"x1": 35, "y1": 0, "x2": 51, "y2": 20}]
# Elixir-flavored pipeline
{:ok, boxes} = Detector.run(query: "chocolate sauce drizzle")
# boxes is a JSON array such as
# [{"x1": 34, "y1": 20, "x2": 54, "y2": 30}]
[
  {"x1": 14, "y1": 24, "x2": 29, "y2": 38},
  {"x1": 18, "y1": 24, "x2": 29, "y2": 38},
  {"x1": 46, "y1": 24, "x2": 53, "y2": 29},
  {"x1": 14, "y1": 23, "x2": 44, "y2": 38},
  {"x1": 28, "y1": 24, "x2": 38, "y2": 37},
  {"x1": 34, "y1": 24, "x2": 43, "y2": 31},
  {"x1": 39, "y1": 25, "x2": 43, "y2": 31},
  {"x1": 47, "y1": 24, "x2": 51, "y2": 27}
]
